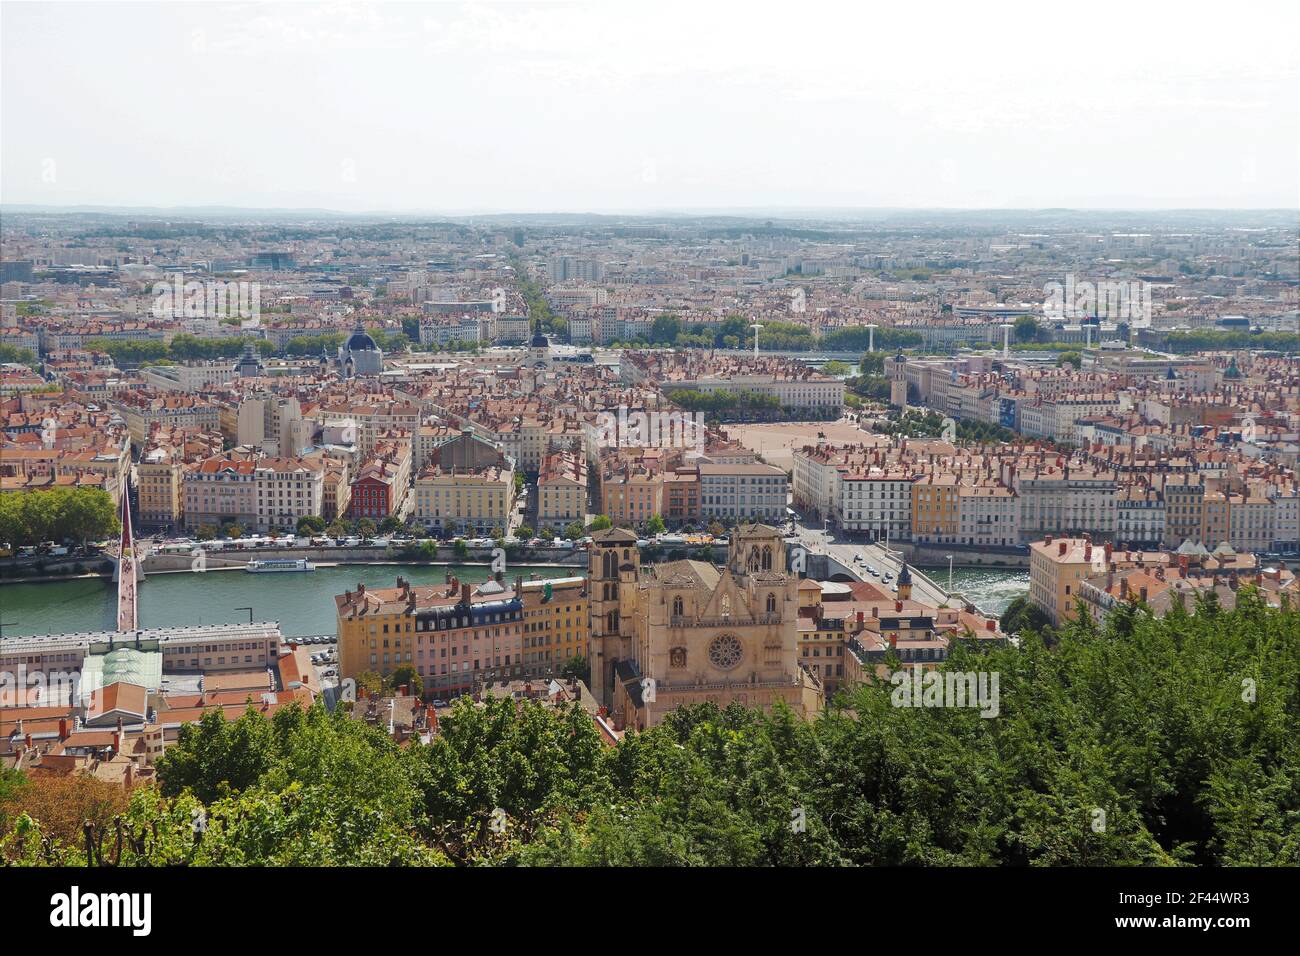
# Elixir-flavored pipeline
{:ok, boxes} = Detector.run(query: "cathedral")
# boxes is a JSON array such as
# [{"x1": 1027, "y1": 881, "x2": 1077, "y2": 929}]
[{"x1": 589, "y1": 524, "x2": 823, "y2": 731}]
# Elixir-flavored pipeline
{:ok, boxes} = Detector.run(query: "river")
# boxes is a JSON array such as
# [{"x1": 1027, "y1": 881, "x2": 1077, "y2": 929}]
[
  {"x1": 0, "y1": 561, "x2": 1029, "y2": 639},
  {"x1": 0, "y1": 564, "x2": 576, "y2": 639},
  {"x1": 917, "y1": 565, "x2": 1029, "y2": 616}
]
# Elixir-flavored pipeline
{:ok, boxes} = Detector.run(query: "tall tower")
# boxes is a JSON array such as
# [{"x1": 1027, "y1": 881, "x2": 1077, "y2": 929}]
[{"x1": 588, "y1": 528, "x2": 639, "y2": 707}]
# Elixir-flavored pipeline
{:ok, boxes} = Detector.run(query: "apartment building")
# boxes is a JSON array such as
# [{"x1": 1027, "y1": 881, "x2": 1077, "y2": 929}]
[
  {"x1": 518, "y1": 575, "x2": 590, "y2": 677},
  {"x1": 182, "y1": 456, "x2": 258, "y2": 529},
  {"x1": 137, "y1": 444, "x2": 184, "y2": 529},
  {"x1": 1028, "y1": 535, "x2": 1107, "y2": 627},
  {"x1": 601, "y1": 463, "x2": 662, "y2": 528},
  {"x1": 538, "y1": 450, "x2": 587, "y2": 528},
  {"x1": 956, "y1": 481, "x2": 1019, "y2": 548},
  {"x1": 698, "y1": 462, "x2": 788, "y2": 524},
  {"x1": 911, "y1": 472, "x2": 960, "y2": 544},
  {"x1": 252, "y1": 456, "x2": 324, "y2": 533},
  {"x1": 412, "y1": 463, "x2": 513, "y2": 536},
  {"x1": 1161, "y1": 473, "x2": 1204, "y2": 548},
  {"x1": 335, "y1": 576, "x2": 525, "y2": 696},
  {"x1": 839, "y1": 468, "x2": 913, "y2": 542}
]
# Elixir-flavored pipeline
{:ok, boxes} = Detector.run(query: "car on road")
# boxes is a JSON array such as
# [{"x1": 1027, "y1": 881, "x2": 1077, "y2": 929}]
[
  {"x1": 867, "y1": 566, "x2": 880, "y2": 577},
  {"x1": 882, "y1": 573, "x2": 893, "y2": 584},
  {"x1": 853, "y1": 552, "x2": 865, "y2": 563}
]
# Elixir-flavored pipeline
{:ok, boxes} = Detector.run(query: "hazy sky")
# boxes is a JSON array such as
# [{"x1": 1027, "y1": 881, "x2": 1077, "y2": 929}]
[{"x1": 3, "y1": 0, "x2": 1297, "y2": 212}]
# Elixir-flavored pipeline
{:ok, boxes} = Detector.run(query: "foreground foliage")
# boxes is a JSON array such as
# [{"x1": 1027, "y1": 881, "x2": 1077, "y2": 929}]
[{"x1": 3, "y1": 595, "x2": 1296, "y2": 866}]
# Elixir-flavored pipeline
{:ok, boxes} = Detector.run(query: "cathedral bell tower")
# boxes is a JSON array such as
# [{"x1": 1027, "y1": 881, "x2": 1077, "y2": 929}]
[{"x1": 588, "y1": 527, "x2": 639, "y2": 707}]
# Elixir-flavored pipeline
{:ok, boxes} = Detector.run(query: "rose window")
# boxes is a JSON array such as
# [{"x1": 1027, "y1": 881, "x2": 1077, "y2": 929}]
[{"x1": 708, "y1": 634, "x2": 743, "y2": 670}]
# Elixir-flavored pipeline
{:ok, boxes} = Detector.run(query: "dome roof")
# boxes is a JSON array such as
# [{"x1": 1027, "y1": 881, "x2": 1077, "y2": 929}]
[{"x1": 345, "y1": 329, "x2": 379, "y2": 352}]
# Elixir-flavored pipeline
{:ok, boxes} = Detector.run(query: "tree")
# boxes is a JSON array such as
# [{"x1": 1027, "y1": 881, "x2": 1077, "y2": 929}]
[
  {"x1": 516, "y1": 524, "x2": 535, "y2": 541},
  {"x1": 379, "y1": 516, "x2": 403, "y2": 535},
  {"x1": 297, "y1": 515, "x2": 326, "y2": 536},
  {"x1": 195, "y1": 523, "x2": 217, "y2": 541},
  {"x1": 7, "y1": 598, "x2": 1299, "y2": 868},
  {"x1": 651, "y1": 314, "x2": 682, "y2": 344},
  {"x1": 389, "y1": 666, "x2": 424, "y2": 699},
  {"x1": 1000, "y1": 595, "x2": 1053, "y2": 637},
  {"x1": 0, "y1": 487, "x2": 118, "y2": 547},
  {"x1": 1014, "y1": 315, "x2": 1039, "y2": 343},
  {"x1": 355, "y1": 671, "x2": 386, "y2": 698},
  {"x1": 589, "y1": 515, "x2": 612, "y2": 532},
  {"x1": 1058, "y1": 351, "x2": 1082, "y2": 370},
  {"x1": 859, "y1": 352, "x2": 885, "y2": 375},
  {"x1": 222, "y1": 523, "x2": 244, "y2": 540},
  {"x1": 644, "y1": 514, "x2": 666, "y2": 536},
  {"x1": 537, "y1": 526, "x2": 556, "y2": 541},
  {"x1": 559, "y1": 655, "x2": 590, "y2": 684},
  {"x1": 326, "y1": 519, "x2": 349, "y2": 538},
  {"x1": 453, "y1": 539, "x2": 469, "y2": 559},
  {"x1": 356, "y1": 518, "x2": 377, "y2": 540},
  {"x1": 564, "y1": 521, "x2": 585, "y2": 540}
]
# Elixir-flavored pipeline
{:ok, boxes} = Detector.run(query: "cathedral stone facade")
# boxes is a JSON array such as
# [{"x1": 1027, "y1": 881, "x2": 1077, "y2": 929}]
[{"x1": 589, "y1": 525, "x2": 823, "y2": 731}]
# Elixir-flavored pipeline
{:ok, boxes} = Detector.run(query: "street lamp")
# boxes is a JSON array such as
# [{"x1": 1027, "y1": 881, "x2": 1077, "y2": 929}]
[{"x1": 946, "y1": 555, "x2": 954, "y2": 593}]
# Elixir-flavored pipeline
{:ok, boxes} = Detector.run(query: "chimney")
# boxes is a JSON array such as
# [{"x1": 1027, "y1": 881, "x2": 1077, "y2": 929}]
[
  {"x1": 1139, "y1": 586, "x2": 1148, "y2": 603},
  {"x1": 461, "y1": 582, "x2": 472, "y2": 606},
  {"x1": 58, "y1": 718, "x2": 68, "y2": 740},
  {"x1": 1045, "y1": 534, "x2": 1053, "y2": 546},
  {"x1": 895, "y1": 600, "x2": 903, "y2": 612},
  {"x1": 1059, "y1": 541, "x2": 1067, "y2": 557},
  {"x1": 124, "y1": 763, "x2": 134, "y2": 788},
  {"x1": 985, "y1": 619, "x2": 995, "y2": 631}
]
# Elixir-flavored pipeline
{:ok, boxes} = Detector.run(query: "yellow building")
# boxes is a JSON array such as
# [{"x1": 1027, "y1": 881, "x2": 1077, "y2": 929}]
[
  {"x1": 1028, "y1": 535, "x2": 1107, "y2": 626},
  {"x1": 518, "y1": 575, "x2": 590, "y2": 677},
  {"x1": 335, "y1": 575, "x2": 525, "y2": 697},
  {"x1": 538, "y1": 450, "x2": 587, "y2": 530},
  {"x1": 912, "y1": 472, "x2": 959, "y2": 544},
  {"x1": 137, "y1": 445, "x2": 183, "y2": 529},
  {"x1": 413, "y1": 463, "x2": 514, "y2": 536},
  {"x1": 601, "y1": 464, "x2": 664, "y2": 529}
]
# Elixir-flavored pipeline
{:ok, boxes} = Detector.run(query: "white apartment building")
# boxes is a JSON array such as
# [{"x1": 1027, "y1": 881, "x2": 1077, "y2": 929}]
[
  {"x1": 1116, "y1": 485, "x2": 1166, "y2": 548},
  {"x1": 1013, "y1": 464, "x2": 1117, "y2": 544},
  {"x1": 699, "y1": 462, "x2": 788, "y2": 523},
  {"x1": 956, "y1": 483, "x2": 1020, "y2": 548},
  {"x1": 839, "y1": 471, "x2": 913, "y2": 543},
  {"x1": 253, "y1": 456, "x2": 325, "y2": 532}
]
